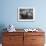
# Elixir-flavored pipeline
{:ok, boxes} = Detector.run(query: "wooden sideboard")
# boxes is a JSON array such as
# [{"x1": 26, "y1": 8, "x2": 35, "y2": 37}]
[{"x1": 2, "y1": 31, "x2": 45, "y2": 46}]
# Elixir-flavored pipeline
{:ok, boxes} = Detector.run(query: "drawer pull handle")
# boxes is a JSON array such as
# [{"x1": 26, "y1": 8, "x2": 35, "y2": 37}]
[
  {"x1": 9, "y1": 38, "x2": 13, "y2": 40},
  {"x1": 9, "y1": 38, "x2": 12, "y2": 40},
  {"x1": 32, "y1": 39, "x2": 36, "y2": 40}
]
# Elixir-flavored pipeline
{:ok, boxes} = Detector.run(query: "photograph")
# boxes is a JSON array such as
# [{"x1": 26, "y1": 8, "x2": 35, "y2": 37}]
[{"x1": 18, "y1": 7, "x2": 35, "y2": 21}]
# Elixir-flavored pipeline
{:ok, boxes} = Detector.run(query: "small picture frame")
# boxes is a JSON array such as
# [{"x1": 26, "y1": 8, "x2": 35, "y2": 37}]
[{"x1": 17, "y1": 7, "x2": 35, "y2": 21}]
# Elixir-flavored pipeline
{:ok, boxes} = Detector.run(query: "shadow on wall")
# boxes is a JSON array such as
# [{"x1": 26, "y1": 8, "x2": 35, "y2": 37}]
[{"x1": 0, "y1": 24, "x2": 7, "y2": 43}]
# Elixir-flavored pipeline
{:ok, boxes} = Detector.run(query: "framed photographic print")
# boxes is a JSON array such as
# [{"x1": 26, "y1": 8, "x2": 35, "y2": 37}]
[{"x1": 17, "y1": 7, "x2": 35, "y2": 21}]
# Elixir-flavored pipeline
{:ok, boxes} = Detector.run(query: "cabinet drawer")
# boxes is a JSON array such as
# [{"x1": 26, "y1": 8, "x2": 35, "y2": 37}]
[
  {"x1": 24, "y1": 32, "x2": 44, "y2": 36},
  {"x1": 3, "y1": 36, "x2": 23, "y2": 44},
  {"x1": 3, "y1": 32, "x2": 23, "y2": 36},
  {"x1": 3, "y1": 37, "x2": 23, "y2": 46},
  {"x1": 32, "y1": 44, "x2": 44, "y2": 46},
  {"x1": 3, "y1": 43, "x2": 23, "y2": 46},
  {"x1": 32, "y1": 36, "x2": 45, "y2": 44}
]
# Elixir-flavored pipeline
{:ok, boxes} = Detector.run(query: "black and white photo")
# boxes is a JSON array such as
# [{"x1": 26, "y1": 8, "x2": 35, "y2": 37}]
[{"x1": 18, "y1": 7, "x2": 35, "y2": 21}]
